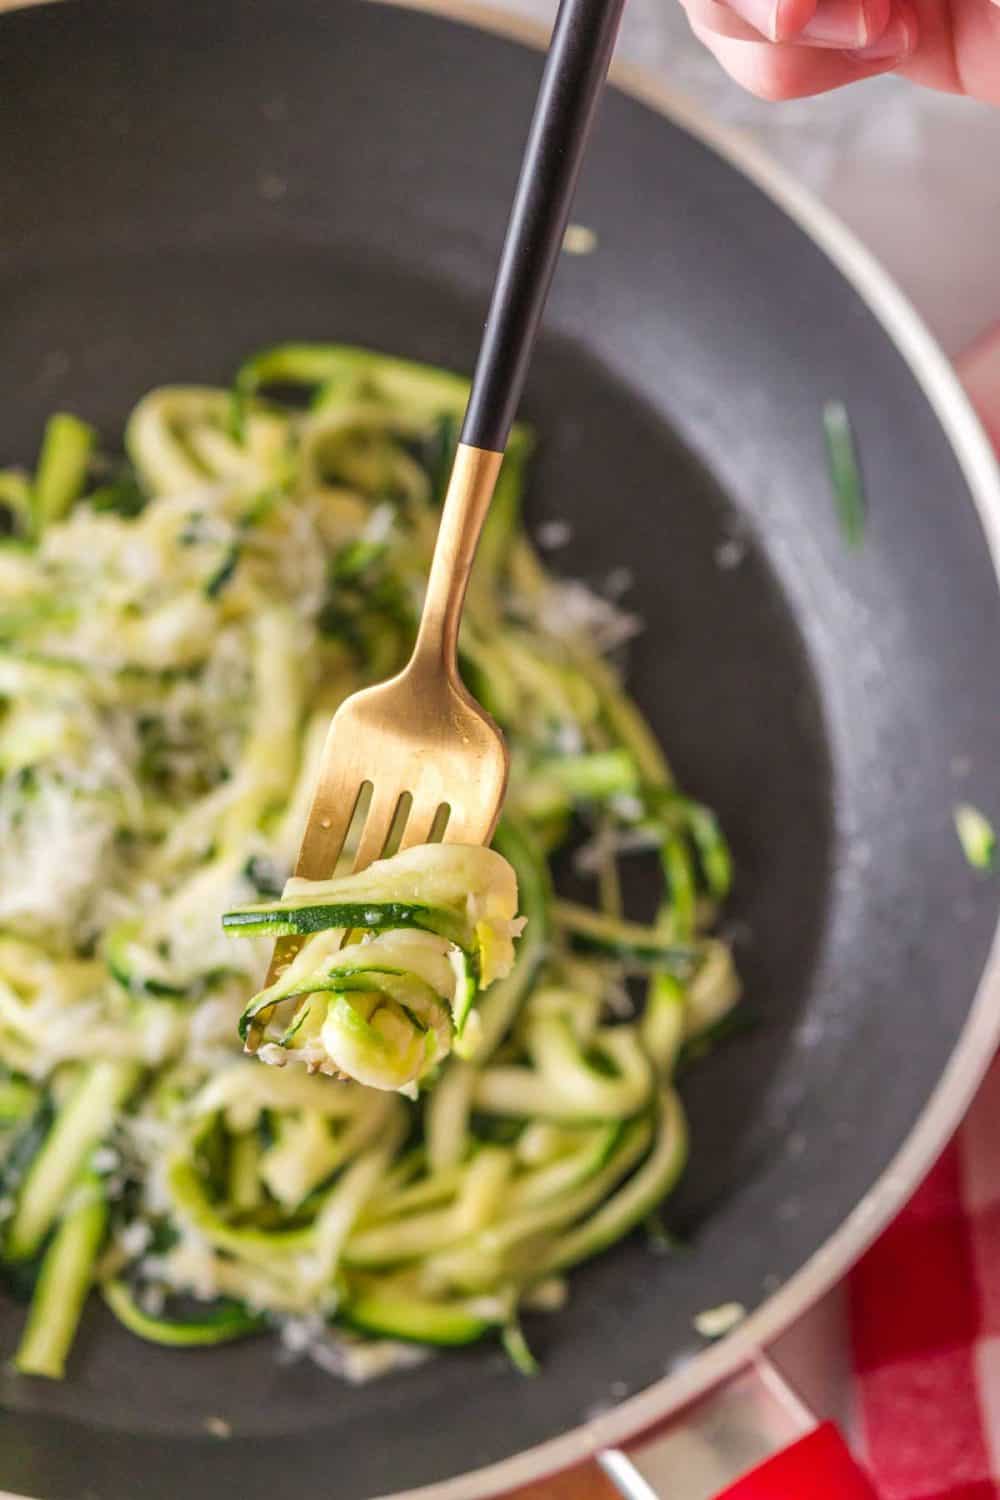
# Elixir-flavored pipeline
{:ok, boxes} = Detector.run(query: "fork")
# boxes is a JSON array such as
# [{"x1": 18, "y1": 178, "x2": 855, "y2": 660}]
[{"x1": 257, "y1": 0, "x2": 626, "y2": 1010}]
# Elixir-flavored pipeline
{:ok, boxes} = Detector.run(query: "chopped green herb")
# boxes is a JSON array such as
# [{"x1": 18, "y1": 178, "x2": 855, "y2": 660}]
[
  {"x1": 954, "y1": 803, "x2": 996, "y2": 872},
  {"x1": 823, "y1": 400, "x2": 865, "y2": 550}
]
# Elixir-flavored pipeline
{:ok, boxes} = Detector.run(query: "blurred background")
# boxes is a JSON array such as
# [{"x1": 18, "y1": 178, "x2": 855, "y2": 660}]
[{"x1": 499, "y1": 0, "x2": 1000, "y2": 358}]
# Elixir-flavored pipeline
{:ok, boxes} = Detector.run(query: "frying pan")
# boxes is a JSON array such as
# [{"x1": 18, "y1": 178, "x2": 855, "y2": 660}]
[{"x1": 2, "y1": 1, "x2": 1000, "y2": 1496}]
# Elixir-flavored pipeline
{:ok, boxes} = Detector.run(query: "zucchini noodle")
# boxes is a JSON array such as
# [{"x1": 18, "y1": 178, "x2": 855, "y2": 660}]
[
  {"x1": 225, "y1": 844, "x2": 525, "y2": 1090},
  {"x1": 0, "y1": 345, "x2": 739, "y2": 1379}
]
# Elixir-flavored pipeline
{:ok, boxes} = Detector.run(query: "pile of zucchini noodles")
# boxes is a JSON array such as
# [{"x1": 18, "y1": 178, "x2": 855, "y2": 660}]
[{"x1": 0, "y1": 346, "x2": 739, "y2": 1380}]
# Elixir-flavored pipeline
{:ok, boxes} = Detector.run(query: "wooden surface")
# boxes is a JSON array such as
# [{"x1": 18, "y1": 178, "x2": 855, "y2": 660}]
[{"x1": 508, "y1": 1463, "x2": 619, "y2": 1499}]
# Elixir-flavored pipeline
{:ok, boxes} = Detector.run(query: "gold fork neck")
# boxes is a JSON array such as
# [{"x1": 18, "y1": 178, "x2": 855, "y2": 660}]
[{"x1": 409, "y1": 442, "x2": 505, "y2": 674}]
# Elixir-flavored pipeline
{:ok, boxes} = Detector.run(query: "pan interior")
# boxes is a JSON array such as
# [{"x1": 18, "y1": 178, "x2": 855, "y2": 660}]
[{"x1": 1, "y1": 3, "x2": 999, "y2": 1497}]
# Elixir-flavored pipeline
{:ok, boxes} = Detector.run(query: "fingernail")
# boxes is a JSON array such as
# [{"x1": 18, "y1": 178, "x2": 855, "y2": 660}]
[
  {"x1": 717, "y1": 0, "x2": 779, "y2": 39},
  {"x1": 800, "y1": 0, "x2": 883, "y2": 47},
  {"x1": 847, "y1": 8, "x2": 914, "y2": 56}
]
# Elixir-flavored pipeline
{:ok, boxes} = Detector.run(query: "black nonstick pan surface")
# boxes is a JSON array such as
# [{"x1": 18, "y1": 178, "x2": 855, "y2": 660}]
[{"x1": 2, "y1": 2, "x2": 1000, "y2": 1497}]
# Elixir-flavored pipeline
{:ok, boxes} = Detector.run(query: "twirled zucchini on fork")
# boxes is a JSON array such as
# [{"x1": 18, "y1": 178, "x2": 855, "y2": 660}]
[{"x1": 225, "y1": 844, "x2": 525, "y2": 1090}]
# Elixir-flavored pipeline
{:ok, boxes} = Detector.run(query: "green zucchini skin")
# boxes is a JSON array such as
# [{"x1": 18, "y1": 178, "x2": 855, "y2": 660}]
[
  {"x1": 533, "y1": 1090, "x2": 688, "y2": 1278},
  {"x1": 6, "y1": 1061, "x2": 139, "y2": 1262},
  {"x1": 0, "y1": 471, "x2": 34, "y2": 542},
  {"x1": 32, "y1": 412, "x2": 96, "y2": 537},
  {"x1": 14, "y1": 1172, "x2": 107, "y2": 1379},
  {"x1": 0, "y1": 1077, "x2": 38, "y2": 1128},
  {"x1": 552, "y1": 900, "x2": 699, "y2": 971},
  {"x1": 531, "y1": 748, "x2": 639, "y2": 804},
  {"x1": 228, "y1": 843, "x2": 519, "y2": 1086},
  {"x1": 102, "y1": 1280, "x2": 266, "y2": 1348},
  {"x1": 223, "y1": 899, "x2": 465, "y2": 945},
  {"x1": 459, "y1": 819, "x2": 550, "y2": 1064},
  {"x1": 0, "y1": 1094, "x2": 55, "y2": 1226},
  {"x1": 103, "y1": 925, "x2": 187, "y2": 998},
  {"x1": 338, "y1": 1292, "x2": 498, "y2": 1347}
]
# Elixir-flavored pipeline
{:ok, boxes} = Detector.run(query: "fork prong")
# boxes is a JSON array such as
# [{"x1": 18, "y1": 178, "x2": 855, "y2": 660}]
[
  {"x1": 353, "y1": 786, "x2": 409, "y2": 872},
  {"x1": 260, "y1": 776, "x2": 360, "y2": 995},
  {"x1": 397, "y1": 799, "x2": 446, "y2": 852},
  {"x1": 440, "y1": 801, "x2": 500, "y2": 847},
  {"x1": 295, "y1": 776, "x2": 359, "y2": 883}
]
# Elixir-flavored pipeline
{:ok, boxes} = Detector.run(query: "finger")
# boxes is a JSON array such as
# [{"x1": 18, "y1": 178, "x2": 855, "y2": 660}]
[
  {"x1": 681, "y1": 0, "x2": 814, "y2": 43},
  {"x1": 946, "y1": 0, "x2": 1000, "y2": 100},
  {"x1": 688, "y1": 3, "x2": 916, "y2": 99},
  {"x1": 680, "y1": 0, "x2": 815, "y2": 41},
  {"x1": 897, "y1": 0, "x2": 1000, "y2": 97},
  {"x1": 683, "y1": 0, "x2": 889, "y2": 45}
]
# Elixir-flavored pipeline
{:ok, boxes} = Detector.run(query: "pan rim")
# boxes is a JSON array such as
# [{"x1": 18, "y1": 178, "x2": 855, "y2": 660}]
[
  {"x1": 2, "y1": 2, "x2": 999, "y2": 1496},
  {"x1": 362, "y1": 3, "x2": 1000, "y2": 1497}
]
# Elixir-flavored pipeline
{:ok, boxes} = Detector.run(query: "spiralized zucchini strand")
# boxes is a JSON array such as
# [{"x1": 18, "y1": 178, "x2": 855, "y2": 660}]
[{"x1": 224, "y1": 844, "x2": 524, "y2": 1090}]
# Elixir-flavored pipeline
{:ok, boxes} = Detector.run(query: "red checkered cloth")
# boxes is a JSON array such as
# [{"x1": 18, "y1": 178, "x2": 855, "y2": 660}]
[
  {"x1": 850, "y1": 1058, "x2": 1000, "y2": 1499},
  {"x1": 848, "y1": 329, "x2": 1000, "y2": 1500}
]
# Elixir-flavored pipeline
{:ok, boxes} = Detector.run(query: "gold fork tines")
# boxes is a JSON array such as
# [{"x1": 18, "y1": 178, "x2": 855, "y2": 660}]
[{"x1": 247, "y1": 446, "x2": 509, "y2": 1049}]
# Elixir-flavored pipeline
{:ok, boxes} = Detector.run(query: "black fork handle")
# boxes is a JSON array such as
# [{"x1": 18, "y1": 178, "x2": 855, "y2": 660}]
[{"x1": 459, "y1": 0, "x2": 626, "y2": 454}]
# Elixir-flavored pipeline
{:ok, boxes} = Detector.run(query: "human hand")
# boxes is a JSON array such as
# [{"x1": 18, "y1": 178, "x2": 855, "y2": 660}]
[{"x1": 681, "y1": 0, "x2": 1000, "y2": 103}]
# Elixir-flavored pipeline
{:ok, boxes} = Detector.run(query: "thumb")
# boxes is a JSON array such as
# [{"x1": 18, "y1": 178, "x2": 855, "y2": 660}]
[{"x1": 688, "y1": 6, "x2": 916, "y2": 100}]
